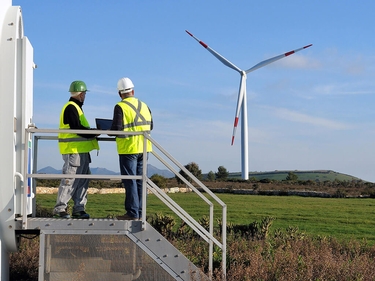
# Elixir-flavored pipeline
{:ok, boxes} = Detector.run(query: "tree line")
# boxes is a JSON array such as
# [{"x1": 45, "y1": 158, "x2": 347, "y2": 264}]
[{"x1": 36, "y1": 162, "x2": 375, "y2": 197}]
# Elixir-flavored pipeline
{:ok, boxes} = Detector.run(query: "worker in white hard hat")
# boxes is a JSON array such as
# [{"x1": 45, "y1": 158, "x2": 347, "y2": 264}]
[
  {"x1": 110, "y1": 77, "x2": 153, "y2": 220},
  {"x1": 53, "y1": 81, "x2": 99, "y2": 219}
]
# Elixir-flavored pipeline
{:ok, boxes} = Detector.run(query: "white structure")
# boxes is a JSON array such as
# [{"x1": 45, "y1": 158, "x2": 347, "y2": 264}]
[
  {"x1": 186, "y1": 30, "x2": 312, "y2": 180},
  {"x1": 0, "y1": 0, "x2": 35, "y2": 279}
]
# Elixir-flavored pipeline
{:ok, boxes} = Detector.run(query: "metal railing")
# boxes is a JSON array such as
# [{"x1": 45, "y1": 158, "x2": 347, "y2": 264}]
[{"x1": 23, "y1": 127, "x2": 227, "y2": 280}]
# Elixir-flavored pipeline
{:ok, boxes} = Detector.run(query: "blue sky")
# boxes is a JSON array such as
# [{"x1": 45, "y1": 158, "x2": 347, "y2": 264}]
[{"x1": 13, "y1": 0, "x2": 375, "y2": 181}]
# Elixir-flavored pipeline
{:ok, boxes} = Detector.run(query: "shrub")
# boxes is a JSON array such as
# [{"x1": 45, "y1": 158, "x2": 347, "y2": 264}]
[
  {"x1": 147, "y1": 212, "x2": 176, "y2": 238},
  {"x1": 260, "y1": 178, "x2": 272, "y2": 183},
  {"x1": 150, "y1": 174, "x2": 168, "y2": 189},
  {"x1": 9, "y1": 236, "x2": 39, "y2": 281},
  {"x1": 334, "y1": 188, "x2": 347, "y2": 198}
]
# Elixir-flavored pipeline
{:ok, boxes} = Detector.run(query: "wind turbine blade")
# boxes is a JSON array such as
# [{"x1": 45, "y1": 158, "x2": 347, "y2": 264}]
[
  {"x1": 231, "y1": 73, "x2": 246, "y2": 145},
  {"x1": 186, "y1": 30, "x2": 242, "y2": 73},
  {"x1": 245, "y1": 44, "x2": 313, "y2": 74}
]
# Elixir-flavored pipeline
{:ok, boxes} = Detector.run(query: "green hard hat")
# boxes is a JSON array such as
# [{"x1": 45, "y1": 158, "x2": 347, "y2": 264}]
[{"x1": 69, "y1": 80, "x2": 88, "y2": 92}]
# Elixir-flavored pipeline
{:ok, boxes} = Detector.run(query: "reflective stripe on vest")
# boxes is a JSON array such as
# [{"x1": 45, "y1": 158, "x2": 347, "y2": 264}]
[
  {"x1": 115, "y1": 97, "x2": 152, "y2": 154},
  {"x1": 121, "y1": 99, "x2": 152, "y2": 130},
  {"x1": 58, "y1": 101, "x2": 99, "y2": 154}
]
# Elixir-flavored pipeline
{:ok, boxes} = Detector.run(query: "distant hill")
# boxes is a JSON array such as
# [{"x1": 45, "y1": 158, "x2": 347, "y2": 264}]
[
  {"x1": 228, "y1": 170, "x2": 361, "y2": 182},
  {"x1": 147, "y1": 165, "x2": 174, "y2": 178},
  {"x1": 91, "y1": 167, "x2": 119, "y2": 175},
  {"x1": 37, "y1": 166, "x2": 60, "y2": 174},
  {"x1": 37, "y1": 165, "x2": 174, "y2": 178}
]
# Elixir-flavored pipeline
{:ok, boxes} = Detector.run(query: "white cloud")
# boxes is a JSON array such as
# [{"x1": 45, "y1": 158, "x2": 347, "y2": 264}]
[
  {"x1": 89, "y1": 85, "x2": 116, "y2": 96},
  {"x1": 276, "y1": 54, "x2": 321, "y2": 69},
  {"x1": 313, "y1": 83, "x2": 375, "y2": 96},
  {"x1": 270, "y1": 107, "x2": 348, "y2": 130}
]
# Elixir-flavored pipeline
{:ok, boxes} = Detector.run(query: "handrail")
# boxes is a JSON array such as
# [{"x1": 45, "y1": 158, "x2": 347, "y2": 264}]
[
  {"x1": 147, "y1": 180, "x2": 222, "y2": 247},
  {"x1": 23, "y1": 127, "x2": 227, "y2": 280},
  {"x1": 149, "y1": 136, "x2": 227, "y2": 277}
]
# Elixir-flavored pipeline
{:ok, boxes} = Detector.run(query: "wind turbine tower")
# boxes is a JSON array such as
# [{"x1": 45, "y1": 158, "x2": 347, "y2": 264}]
[{"x1": 186, "y1": 30, "x2": 312, "y2": 180}]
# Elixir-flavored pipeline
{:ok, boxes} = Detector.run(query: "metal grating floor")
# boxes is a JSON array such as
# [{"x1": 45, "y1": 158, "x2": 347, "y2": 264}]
[{"x1": 22, "y1": 218, "x2": 208, "y2": 281}]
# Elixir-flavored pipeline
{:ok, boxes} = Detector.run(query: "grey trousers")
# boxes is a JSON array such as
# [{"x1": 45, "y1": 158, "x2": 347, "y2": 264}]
[{"x1": 53, "y1": 153, "x2": 91, "y2": 214}]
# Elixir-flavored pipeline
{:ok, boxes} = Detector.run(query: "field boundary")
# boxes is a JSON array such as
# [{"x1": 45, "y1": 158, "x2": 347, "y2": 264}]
[{"x1": 37, "y1": 187, "x2": 371, "y2": 198}]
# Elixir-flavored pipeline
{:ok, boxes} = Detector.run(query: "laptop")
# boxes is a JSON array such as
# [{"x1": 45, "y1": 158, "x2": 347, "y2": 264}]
[{"x1": 95, "y1": 118, "x2": 113, "y2": 130}]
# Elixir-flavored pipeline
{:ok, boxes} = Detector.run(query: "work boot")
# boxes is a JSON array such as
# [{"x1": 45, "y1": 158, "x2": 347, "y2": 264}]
[
  {"x1": 72, "y1": 211, "x2": 90, "y2": 219},
  {"x1": 53, "y1": 211, "x2": 71, "y2": 219},
  {"x1": 116, "y1": 214, "x2": 139, "y2": 221}
]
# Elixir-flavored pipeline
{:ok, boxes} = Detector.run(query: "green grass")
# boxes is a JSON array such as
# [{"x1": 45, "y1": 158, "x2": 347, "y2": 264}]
[{"x1": 37, "y1": 192, "x2": 375, "y2": 244}]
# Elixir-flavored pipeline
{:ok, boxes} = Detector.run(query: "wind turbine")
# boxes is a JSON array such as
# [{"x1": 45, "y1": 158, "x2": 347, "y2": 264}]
[{"x1": 186, "y1": 30, "x2": 312, "y2": 180}]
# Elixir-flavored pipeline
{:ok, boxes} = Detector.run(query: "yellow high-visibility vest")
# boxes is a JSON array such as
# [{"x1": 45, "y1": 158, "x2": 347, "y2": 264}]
[
  {"x1": 115, "y1": 97, "x2": 152, "y2": 154},
  {"x1": 58, "y1": 101, "x2": 99, "y2": 154}
]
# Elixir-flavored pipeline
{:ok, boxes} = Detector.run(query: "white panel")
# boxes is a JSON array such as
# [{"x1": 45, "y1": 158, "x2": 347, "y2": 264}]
[
  {"x1": 0, "y1": 2, "x2": 14, "y2": 278},
  {"x1": 16, "y1": 37, "x2": 34, "y2": 215},
  {"x1": 0, "y1": 0, "x2": 12, "y2": 33},
  {"x1": 0, "y1": 5, "x2": 23, "y2": 253},
  {"x1": 21, "y1": 36, "x2": 34, "y2": 215}
]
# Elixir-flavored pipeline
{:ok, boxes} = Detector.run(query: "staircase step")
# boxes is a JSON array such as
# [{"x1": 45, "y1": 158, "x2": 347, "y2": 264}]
[
  {"x1": 49, "y1": 270, "x2": 142, "y2": 281},
  {"x1": 49, "y1": 257, "x2": 111, "y2": 272}
]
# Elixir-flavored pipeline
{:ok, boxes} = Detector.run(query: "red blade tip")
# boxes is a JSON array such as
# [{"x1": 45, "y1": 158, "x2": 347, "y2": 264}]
[
  {"x1": 199, "y1": 40, "x2": 208, "y2": 48},
  {"x1": 285, "y1": 50, "x2": 295, "y2": 56}
]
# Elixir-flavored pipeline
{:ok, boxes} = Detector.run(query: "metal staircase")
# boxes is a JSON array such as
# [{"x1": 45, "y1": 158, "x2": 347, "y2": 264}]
[
  {"x1": 21, "y1": 218, "x2": 206, "y2": 280},
  {"x1": 19, "y1": 128, "x2": 227, "y2": 281}
]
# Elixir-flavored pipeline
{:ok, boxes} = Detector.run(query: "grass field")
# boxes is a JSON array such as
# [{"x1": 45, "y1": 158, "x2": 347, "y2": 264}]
[{"x1": 37, "y1": 192, "x2": 375, "y2": 245}]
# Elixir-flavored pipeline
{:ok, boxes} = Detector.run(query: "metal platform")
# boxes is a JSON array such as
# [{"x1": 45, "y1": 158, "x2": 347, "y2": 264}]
[{"x1": 22, "y1": 218, "x2": 208, "y2": 281}]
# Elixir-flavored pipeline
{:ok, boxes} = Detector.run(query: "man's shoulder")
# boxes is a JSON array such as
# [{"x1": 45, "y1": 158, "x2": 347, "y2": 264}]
[
  {"x1": 122, "y1": 97, "x2": 147, "y2": 104},
  {"x1": 65, "y1": 102, "x2": 79, "y2": 109},
  {"x1": 137, "y1": 98, "x2": 149, "y2": 106}
]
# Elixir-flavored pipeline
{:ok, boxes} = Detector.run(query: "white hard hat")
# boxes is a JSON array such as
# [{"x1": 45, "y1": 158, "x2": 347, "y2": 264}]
[{"x1": 117, "y1": 77, "x2": 134, "y2": 94}]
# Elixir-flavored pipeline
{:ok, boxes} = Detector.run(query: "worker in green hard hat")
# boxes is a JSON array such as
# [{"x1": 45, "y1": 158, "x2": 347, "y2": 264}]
[{"x1": 53, "y1": 80, "x2": 99, "y2": 219}]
